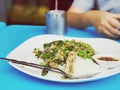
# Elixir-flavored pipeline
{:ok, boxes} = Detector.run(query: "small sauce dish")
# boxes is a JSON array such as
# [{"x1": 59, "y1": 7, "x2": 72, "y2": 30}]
[{"x1": 93, "y1": 54, "x2": 120, "y2": 69}]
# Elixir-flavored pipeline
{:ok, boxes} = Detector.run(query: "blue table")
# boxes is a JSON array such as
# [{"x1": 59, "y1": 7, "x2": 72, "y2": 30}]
[{"x1": 0, "y1": 22, "x2": 120, "y2": 90}]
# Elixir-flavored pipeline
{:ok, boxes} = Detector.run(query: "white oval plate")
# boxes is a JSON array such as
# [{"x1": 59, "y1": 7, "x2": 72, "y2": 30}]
[{"x1": 7, "y1": 35, "x2": 120, "y2": 83}]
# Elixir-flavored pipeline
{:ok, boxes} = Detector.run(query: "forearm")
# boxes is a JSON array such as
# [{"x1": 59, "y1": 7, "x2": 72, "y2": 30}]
[
  {"x1": 67, "y1": 5, "x2": 120, "y2": 38},
  {"x1": 66, "y1": 12, "x2": 92, "y2": 29}
]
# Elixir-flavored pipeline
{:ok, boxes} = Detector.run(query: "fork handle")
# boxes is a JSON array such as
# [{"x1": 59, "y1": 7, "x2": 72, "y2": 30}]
[{"x1": 0, "y1": 57, "x2": 64, "y2": 74}]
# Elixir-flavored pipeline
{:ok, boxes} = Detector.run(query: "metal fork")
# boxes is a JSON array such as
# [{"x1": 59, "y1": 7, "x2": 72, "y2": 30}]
[{"x1": 0, "y1": 57, "x2": 100, "y2": 79}]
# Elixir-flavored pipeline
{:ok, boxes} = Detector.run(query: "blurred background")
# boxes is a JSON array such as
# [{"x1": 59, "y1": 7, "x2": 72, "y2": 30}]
[{"x1": 0, "y1": 0, "x2": 73, "y2": 25}]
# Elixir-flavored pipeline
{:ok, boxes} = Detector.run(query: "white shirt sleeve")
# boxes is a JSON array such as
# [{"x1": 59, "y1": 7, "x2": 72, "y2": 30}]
[{"x1": 72, "y1": 0, "x2": 94, "y2": 11}]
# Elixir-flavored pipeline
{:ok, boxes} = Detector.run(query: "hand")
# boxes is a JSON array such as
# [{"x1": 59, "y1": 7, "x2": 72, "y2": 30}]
[{"x1": 86, "y1": 11, "x2": 120, "y2": 38}]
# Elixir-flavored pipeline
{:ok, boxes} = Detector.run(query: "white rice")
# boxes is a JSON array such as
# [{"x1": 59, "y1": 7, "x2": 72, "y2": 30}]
[{"x1": 72, "y1": 57, "x2": 100, "y2": 77}]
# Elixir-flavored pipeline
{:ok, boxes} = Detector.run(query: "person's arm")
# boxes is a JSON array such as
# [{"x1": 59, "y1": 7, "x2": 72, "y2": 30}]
[
  {"x1": 66, "y1": 6, "x2": 92, "y2": 29},
  {"x1": 67, "y1": 6, "x2": 120, "y2": 38}
]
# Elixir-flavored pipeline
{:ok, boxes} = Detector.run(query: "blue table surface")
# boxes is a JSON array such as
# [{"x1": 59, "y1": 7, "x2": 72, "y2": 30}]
[{"x1": 0, "y1": 22, "x2": 120, "y2": 90}]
